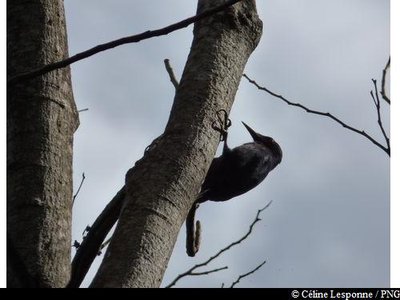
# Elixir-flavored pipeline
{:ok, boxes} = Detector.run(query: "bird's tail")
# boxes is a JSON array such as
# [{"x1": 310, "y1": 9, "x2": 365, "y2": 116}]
[{"x1": 186, "y1": 203, "x2": 201, "y2": 257}]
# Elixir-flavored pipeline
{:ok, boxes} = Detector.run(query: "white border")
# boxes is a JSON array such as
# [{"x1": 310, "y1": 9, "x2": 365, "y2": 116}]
[
  {"x1": 390, "y1": 0, "x2": 399, "y2": 288},
  {"x1": 0, "y1": 0, "x2": 395, "y2": 289}
]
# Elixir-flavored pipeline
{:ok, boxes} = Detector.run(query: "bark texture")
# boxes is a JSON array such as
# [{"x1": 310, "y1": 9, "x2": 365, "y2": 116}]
[
  {"x1": 91, "y1": 0, "x2": 262, "y2": 288},
  {"x1": 7, "y1": 0, "x2": 79, "y2": 288}
]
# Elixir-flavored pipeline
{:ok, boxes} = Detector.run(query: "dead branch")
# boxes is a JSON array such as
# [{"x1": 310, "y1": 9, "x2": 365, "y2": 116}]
[
  {"x1": 72, "y1": 173, "x2": 86, "y2": 206},
  {"x1": 165, "y1": 201, "x2": 273, "y2": 288},
  {"x1": 164, "y1": 59, "x2": 180, "y2": 89},
  {"x1": 8, "y1": 0, "x2": 245, "y2": 85},
  {"x1": 243, "y1": 74, "x2": 390, "y2": 156},
  {"x1": 67, "y1": 187, "x2": 125, "y2": 288},
  {"x1": 67, "y1": 132, "x2": 177, "y2": 287}
]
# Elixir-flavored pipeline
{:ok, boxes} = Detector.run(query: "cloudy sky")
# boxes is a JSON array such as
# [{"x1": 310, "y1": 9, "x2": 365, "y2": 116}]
[{"x1": 63, "y1": 0, "x2": 390, "y2": 287}]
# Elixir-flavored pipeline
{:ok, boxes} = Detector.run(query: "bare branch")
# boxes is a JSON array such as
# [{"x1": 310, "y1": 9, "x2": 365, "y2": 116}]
[
  {"x1": 98, "y1": 237, "x2": 112, "y2": 255},
  {"x1": 381, "y1": 57, "x2": 390, "y2": 104},
  {"x1": 164, "y1": 59, "x2": 180, "y2": 89},
  {"x1": 370, "y1": 90, "x2": 377, "y2": 107},
  {"x1": 228, "y1": 260, "x2": 266, "y2": 288},
  {"x1": 78, "y1": 108, "x2": 89, "y2": 113},
  {"x1": 371, "y1": 79, "x2": 390, "y2": 153},
  {"x1": 165, "y1": 201, "x2": 272, "y2": 288},
  {"x1": 8, "y1": 0, "x2": 245, "y2": 85},
  {"x1": 67, "y1": 187, "x2": 125, "y2": 288},
  {"x1": 72, "y1": 173, "x2": 86, "y2": 206},
  {"x1": 191, "y1": 266, "x2": 228, "y2": 276},
  {"x1": 243, "y1": 74, "x2": 390, "y2": 156}
]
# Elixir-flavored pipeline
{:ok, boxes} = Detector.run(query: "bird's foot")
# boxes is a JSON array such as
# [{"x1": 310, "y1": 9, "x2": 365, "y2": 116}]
[{"x1": 212, "y1": 109, "x2": 232, "y2": 142}]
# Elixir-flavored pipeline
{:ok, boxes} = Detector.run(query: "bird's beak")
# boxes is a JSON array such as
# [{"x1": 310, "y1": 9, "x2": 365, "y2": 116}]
[{"x1": 242, "y1": 122, "x2": 260, "y2": 141}]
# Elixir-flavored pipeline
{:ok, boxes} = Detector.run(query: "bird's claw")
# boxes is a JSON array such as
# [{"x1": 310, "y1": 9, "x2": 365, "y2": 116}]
[{"x1": 212, "y1": 109, "x2": 231, "y2": 142}]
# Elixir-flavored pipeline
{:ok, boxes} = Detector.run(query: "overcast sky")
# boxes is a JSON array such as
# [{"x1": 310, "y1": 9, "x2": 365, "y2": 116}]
[{"x1": 63, "y1": 0, "x2": 390, "y2": 287}]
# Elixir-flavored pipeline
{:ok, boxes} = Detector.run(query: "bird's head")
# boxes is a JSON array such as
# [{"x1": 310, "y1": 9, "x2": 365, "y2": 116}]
[{"x1": 242, "y1": 122, "x2": 283, "y2": 163}]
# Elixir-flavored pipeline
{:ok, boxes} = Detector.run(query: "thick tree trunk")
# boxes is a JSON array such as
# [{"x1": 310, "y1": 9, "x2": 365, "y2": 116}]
[
  {"x1": 91, "y1": 0, "x2": 262, "y2": 288},
  {"x1": 7, "y1": 0, "x2": 79, "y2": 288}
]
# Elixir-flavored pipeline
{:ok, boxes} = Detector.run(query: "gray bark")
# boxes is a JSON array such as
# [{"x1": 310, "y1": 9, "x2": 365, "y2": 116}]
[
  {"x1": 7, "y1": 0, "x2": 79, "y2": 288},
  {"x1": 91, "y1": 0, "x2": 262, "y2": 288}
]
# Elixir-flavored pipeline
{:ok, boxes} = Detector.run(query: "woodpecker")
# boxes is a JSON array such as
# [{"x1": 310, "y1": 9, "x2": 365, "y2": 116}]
[{"x1": 186, "y1": 122, "x2": 282, "y2": 256}]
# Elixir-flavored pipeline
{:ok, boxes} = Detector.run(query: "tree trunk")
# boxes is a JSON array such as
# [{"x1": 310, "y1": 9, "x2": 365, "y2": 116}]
[
  {"x1": 7, "y1": 0, "x2": 79, "y2": 288},
  {"x1": 91, "y1": 0, "x2": 262, "y2": 288}
]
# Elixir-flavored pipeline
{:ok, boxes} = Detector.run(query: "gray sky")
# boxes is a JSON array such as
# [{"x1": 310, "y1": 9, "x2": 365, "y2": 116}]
[{"x1": 64, "y1": 0, "x2": 390, "y2": 287}]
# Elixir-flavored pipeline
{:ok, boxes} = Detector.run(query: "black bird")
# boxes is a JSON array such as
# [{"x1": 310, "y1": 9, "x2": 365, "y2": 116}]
[{"x1": 186, "y1": 122, "x2": 282, "y2": 256}]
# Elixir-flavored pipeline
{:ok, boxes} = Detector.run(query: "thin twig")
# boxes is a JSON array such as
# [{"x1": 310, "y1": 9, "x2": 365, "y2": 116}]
[
  {"x1": 78, "y1": 108, "x2": 89, "y2": 113},
  {"x1": 8, "y1": 0, "x2": 244, "y2": 85},
  {"x1": 228, "y1": 260, "x2": 266, "y2": 288},
  {"x1": 165, "y1": 201, "x2": 273, "y2": 288},
  {"x1": 381, "y1": 57, "x2": 390, "y2": 105},
  {"x1": 72, "y1": 173, "x2": 86, "y2": 206},
  {"x1": 98, "y1": 237, "x2": 112, "y2": 254},
  {"x1": 191, "y1": 266, "x2": 228, "y2": 276},
  {"x1": 243, "y1": 74, "x2": 390, "y2": 156},
  {"x1": 67, "y1": 187, "x2": 126, "y2": 288},
  {"x1": 164, "y1": 59, "x2": 179, "y2": 89},
  {"x1": 371, "y1": 79, "x2": 390, "y2": 153}
]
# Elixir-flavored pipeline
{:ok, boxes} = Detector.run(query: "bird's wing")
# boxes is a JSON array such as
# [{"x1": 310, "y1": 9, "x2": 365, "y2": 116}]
[{"x1": 196, "y1": 155, "x2": 225, "y2": 202}]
